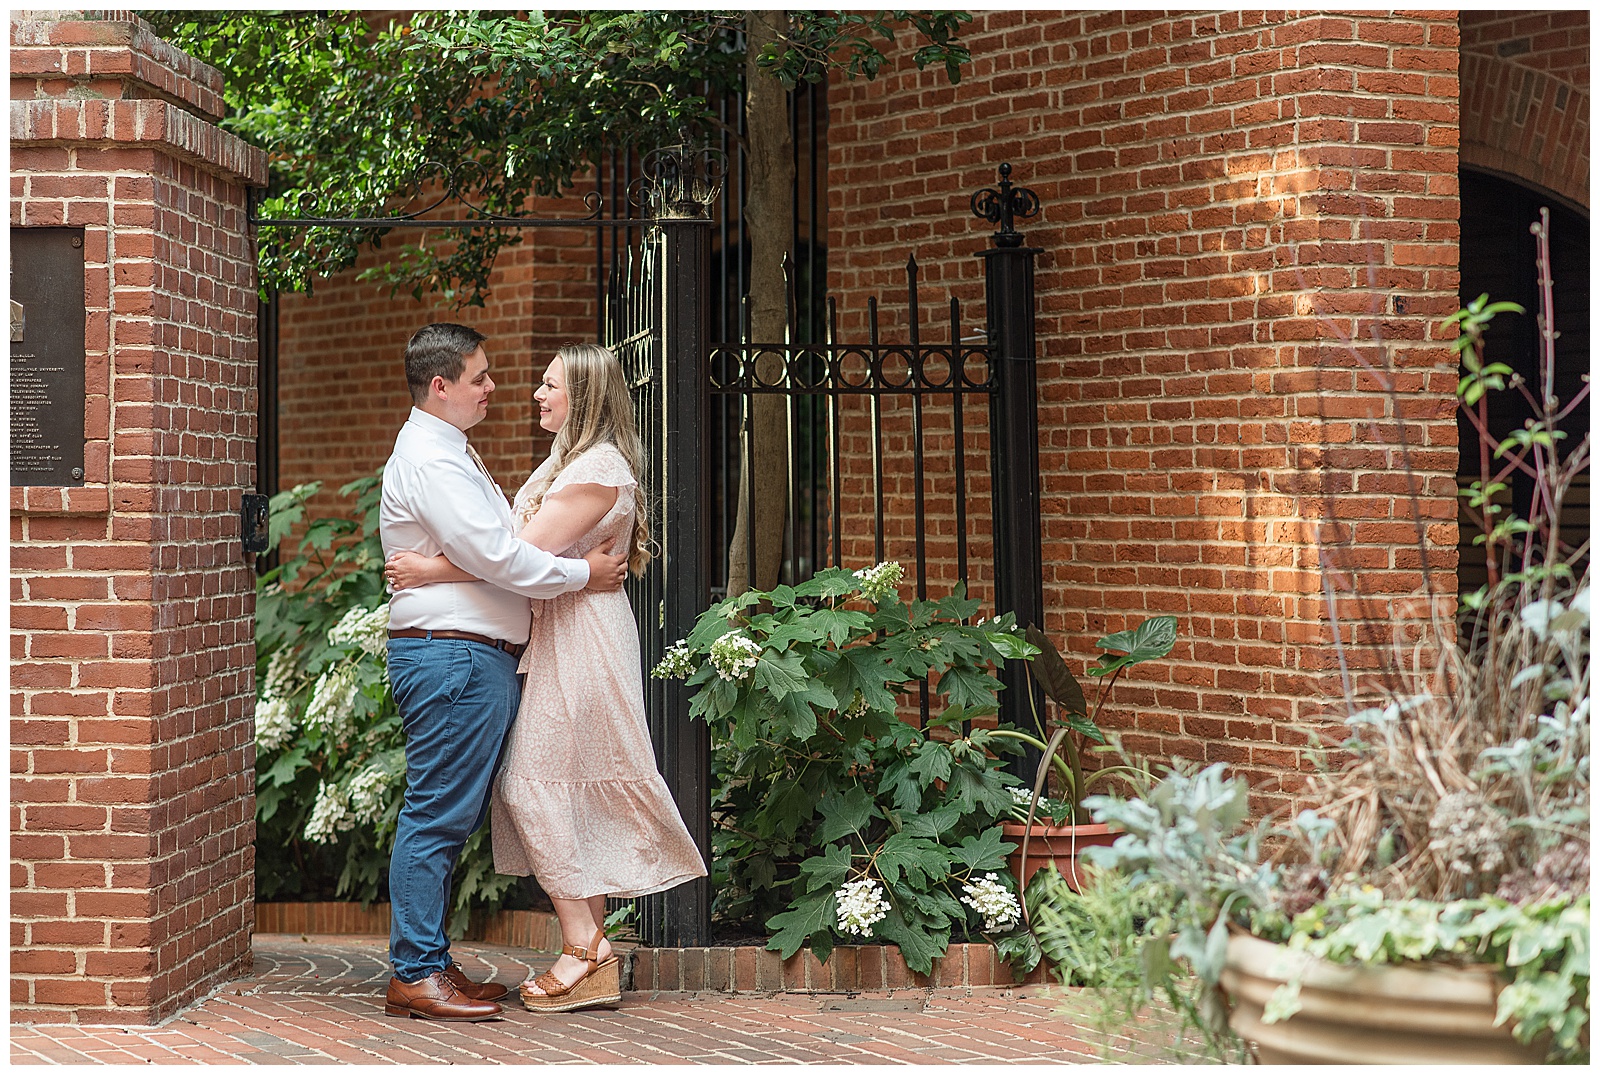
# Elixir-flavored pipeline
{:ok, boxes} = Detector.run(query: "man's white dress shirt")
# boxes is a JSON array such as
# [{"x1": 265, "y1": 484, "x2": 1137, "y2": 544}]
[{"x1": 380, "y1": 407, "x2": 590, "y2": 644}]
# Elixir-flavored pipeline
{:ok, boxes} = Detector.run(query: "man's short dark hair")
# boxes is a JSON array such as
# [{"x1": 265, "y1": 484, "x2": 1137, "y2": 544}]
[{"x1": 406, "y1": 323, "x2": 488, "y2": 403}]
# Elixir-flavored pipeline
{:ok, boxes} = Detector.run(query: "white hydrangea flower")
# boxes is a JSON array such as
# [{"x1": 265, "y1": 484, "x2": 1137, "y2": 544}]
[
  {"x1": 327, "y1": 603, "x2": 391, "y2": 657},
  {"x1": 652, "y1": 640, "x2": 697, "y2": 680},
  {"x1": 254, "y1": 697, "x2": 296, "y2": 753},
  {"x1": 852, "y1": 561, "x2": 904, "y2": 603},
  {"x1": 843, "y1": 691, "x2": 870, "y2": 719},
  {"x1": 304, "y1": 782, "x2": 355, "y2": 844},
  {"x1": 348, "y1": 765, "x2": 395, "y2": 826},
  {"x1": 834, "y1": 878, "x2": 891, "y2": 937},
  {"x1": 1009, "y1": 787, "x2": 1034, "y2": 806},
  {"x1": 304, "y1": 663, "x2": 360, "y2": 740},
  {"x1": 709, "y1": 632, "x2": 762, "y2": 681},
  {"x1": 260, "y1": 647, "x2": 300, "y2": 701},
  {"x1": 960, "y1": 872, "x2": 1022, "y2": 932}
]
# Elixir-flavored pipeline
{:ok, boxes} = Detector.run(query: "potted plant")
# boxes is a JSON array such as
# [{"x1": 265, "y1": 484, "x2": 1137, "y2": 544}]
[
  {"x1": 1025, "y1": 243, "x2": 1590, "y2": 1063},
  {"x1": 989, "y1": 616, "x2": 1175, "y2": 890}
]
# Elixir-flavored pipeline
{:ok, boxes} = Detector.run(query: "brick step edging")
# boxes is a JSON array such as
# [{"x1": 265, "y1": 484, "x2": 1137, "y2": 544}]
[
  {"x1": 624, "y1": 941, "x2": 1045, "y2": 993},
  {"x1": 254, "y1": 903, "x2": 1043, "y2": 992},
  {"x1": 254, "y1": 902, "x2": 562, "y2": 952}
]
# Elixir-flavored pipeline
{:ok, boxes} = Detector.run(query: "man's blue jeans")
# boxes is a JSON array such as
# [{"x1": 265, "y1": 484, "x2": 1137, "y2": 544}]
[{"x1": 385, "y1": 637, "x2": 520, "y2": 982}]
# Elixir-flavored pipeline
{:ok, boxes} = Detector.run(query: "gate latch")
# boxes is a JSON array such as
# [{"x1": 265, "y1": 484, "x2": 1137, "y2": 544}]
[{"x1": 241, "y1": 493, "x2": 270, "y2": 555}]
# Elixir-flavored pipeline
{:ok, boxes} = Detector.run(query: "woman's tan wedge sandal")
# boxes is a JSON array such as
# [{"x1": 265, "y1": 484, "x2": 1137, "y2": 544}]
[{"x1": 519, "y1": 927, "x2": 621, "y2": 1013}]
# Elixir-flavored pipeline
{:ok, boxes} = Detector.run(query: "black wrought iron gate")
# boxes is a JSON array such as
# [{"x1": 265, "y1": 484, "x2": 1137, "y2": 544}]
[
  {"x1": 603, "y1": 216, "x2": 717, "y2": 947},
  {"x1": 610, "y1": 163, "x2": 1047, "y2": 945}
]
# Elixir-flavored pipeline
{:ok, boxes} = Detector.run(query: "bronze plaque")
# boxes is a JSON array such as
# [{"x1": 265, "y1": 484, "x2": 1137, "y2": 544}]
[{"x1": 10, "y1": 227, "x2": 86, "y2": 486}]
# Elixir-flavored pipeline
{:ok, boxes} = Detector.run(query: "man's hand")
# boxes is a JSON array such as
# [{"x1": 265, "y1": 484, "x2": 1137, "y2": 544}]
[{"x1": 582, "y1": 540, "x2": 629, "y2": 592}]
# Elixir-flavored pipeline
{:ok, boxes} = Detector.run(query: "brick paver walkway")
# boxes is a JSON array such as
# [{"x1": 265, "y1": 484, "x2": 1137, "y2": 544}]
[{"x1": 12, "y1": 934, "x2": 1207, "y2": 1064}]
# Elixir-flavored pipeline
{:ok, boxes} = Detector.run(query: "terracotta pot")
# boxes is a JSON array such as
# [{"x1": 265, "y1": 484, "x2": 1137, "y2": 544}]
[
  {"x1": 1000, "y1": 821, "x2": 1120, "y2": 890},
  {"x1": 1222, "y1": 929, "x2": 1545, "y2": 1065}
]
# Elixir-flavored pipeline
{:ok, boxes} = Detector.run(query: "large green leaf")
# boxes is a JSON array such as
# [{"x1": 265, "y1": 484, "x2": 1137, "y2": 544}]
[
  {"x1": 754, "y1": 652, "x2": 811, "y2": 699},
  {"x1": 877, "y1": 760, "x2": 923, "y2": 813},
  {"x1": 873, "y1": 833, "x2": 949, "y2": 888},
  {"x1": 817, "y1": 785, "x2": 876, "y2": 843},
  {"x1": 937, "y1": 664, "x2": 1003, "y2": 709},
  {"x1": 873, "y1": 905, "x2": 949, "y2": 975},
  {"x1": 796, "y1": 843, "x2": 852, "y2": 893},
  {"x1": 907, "y1": 740, "x2": 953, "y2": 788},
  {"x1": 1024, "y1": 624, "x2": 1087, "y2": 714},
  {"x1": 765, "y1": 891, "x2": 836, "y2": 959},
  {"x1": 1088, "y1": 615, "x2": 1178, "y2": 677},
  {"x1": 952, "y1": 825, "x2": 1014, "y2": 872}
]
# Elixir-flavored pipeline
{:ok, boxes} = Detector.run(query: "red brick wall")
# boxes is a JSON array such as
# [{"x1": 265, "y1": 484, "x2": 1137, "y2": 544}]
[
  {"x1": 1459, "y1": 9, "x2": 1589, "y2": 209},
  {"x1": 10, "y1": 14, "x2": 266, "y2": 1023},
  {"x1": 827, "y1": 11, "x2": 1463, "y2": 812},
  {"x1": 274, "y1": 207, "x2": 602, "y2": 516}
]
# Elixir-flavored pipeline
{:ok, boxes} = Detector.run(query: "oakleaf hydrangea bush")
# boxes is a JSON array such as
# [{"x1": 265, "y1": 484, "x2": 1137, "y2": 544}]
[
  {"x1": 652, "y1": 563, "x2": 1040, "y2": 972},
  {"x1": 252, "y1": 471, "x2": 517, "y2": 933}
]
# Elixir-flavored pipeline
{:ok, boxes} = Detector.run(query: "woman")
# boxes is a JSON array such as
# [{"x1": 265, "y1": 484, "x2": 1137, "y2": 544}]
[{"x1": 384, "y1": 342, "x2": 706, "y2": 1013}]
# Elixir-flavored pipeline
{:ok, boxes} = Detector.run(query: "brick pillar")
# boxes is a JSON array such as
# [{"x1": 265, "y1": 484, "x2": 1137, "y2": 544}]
[{"x1": 10, "y1": 12, "x2": 267, "y2": 1023}]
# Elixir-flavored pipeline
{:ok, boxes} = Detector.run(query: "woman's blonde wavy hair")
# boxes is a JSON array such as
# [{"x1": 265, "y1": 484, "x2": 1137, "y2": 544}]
[{"x1": 523, "y1": 342, "x2": 653, "y2": 575}]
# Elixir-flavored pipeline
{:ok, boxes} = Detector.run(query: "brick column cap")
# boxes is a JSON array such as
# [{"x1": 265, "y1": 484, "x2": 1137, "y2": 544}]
[
  {"x1": 11, "y1": 10, "x2": 226, "y2": 123},
  {"x1": 11, "y1": 98, "x2": 268, "y2": 186}
]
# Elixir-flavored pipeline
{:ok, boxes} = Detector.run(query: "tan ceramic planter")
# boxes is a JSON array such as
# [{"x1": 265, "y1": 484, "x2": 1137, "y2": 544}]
[
  {"x1": 1222, "y1": 930, "x2": 1544, "y2": 1065},
  {"x1": 1000, "y1": 821, "x2": 1120, "y2": 889}
]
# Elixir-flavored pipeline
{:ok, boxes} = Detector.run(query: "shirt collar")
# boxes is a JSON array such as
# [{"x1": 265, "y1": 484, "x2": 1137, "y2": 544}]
[{"x1": 407, "y1": 406, "x2": 469, "y2": 451}]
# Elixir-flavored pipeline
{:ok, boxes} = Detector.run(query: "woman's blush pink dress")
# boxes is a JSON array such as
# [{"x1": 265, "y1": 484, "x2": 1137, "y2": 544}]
[{"x1": 491, "y1": 442, "x2": 707, "y2": 899}]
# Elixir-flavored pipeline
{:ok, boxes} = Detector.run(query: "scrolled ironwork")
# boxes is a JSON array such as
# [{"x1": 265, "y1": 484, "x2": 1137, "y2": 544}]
[
  {"x1": 633, "y1": 144, "x2": 728, "y2": 220},
  {"x1": 969, "y1": 162, "x2": 1040, "y2": 248}
]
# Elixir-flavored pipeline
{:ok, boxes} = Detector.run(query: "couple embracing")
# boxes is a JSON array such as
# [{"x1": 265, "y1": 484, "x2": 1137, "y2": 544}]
[{"x1": 378, "y1": 324, "x2": 705, "y2": 1021}]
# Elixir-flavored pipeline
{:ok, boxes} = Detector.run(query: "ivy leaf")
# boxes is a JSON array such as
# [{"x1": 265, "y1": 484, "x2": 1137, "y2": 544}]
[
  {"x1": 765, "y1": 891, "x2": 836, "y2": 959},
  {"x1": 817, "y1": 785, "x2": 876, "y2": 843}
]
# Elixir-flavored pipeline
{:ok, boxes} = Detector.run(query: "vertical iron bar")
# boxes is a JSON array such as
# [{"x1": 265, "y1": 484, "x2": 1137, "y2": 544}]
[
  {"x1": 982, "y1": 227, "x2": 1045, "y2": 780},
  {"x1": 908, "y1": 256, "x2": 926, "y2": 604},
  {"x1": 657, "y1": 219, "x2": 714, "y2": 945},
  {"x1": 869, "y1": 296, "x2": 885, "y2": 566},
  {"x1": 908, "y1": 257, "x2": 930, "y2": 726},
  {"x1": 951, "y1": 297, "x2": 969, "y2": 587},
  {"x1": 829, "y1": 297, "x2": 843, "y2": 569}
]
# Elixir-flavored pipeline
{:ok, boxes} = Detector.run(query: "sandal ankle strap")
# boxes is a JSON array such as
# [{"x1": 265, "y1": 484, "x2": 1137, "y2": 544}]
[{"x1": 561, "y1": 927, "x2": 608, "y2": 965}]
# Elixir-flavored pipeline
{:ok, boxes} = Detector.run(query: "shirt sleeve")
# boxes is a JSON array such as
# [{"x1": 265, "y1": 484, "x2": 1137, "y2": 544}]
[{"x1": 411, "y1": 454, "x2": 591, "y2": 597}]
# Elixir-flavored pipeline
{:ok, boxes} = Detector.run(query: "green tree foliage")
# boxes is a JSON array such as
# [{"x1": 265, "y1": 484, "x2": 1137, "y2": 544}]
[{"x1": 141, "y1": 10, "x2": 970, "y2": 306}]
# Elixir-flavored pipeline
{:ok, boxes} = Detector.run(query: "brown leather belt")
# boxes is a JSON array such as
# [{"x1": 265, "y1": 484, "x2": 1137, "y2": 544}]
[{"x1": 387, "y1": 628, "x2": 527, "y2": 660}]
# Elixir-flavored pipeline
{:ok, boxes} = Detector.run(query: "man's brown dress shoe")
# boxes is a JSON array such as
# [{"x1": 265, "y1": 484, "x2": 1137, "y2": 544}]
[
  {"x1": 384, "y1": 970, "x2": 503, "y2": 1021},
  {"x1": 445, "y1": 960, "x2": 509, "y2": 1002}
]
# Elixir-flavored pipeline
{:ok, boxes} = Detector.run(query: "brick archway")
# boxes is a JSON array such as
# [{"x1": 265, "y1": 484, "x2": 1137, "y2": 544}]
[{"x1": 1459, "y1": 13, "x2": 1590, "y2": 212}]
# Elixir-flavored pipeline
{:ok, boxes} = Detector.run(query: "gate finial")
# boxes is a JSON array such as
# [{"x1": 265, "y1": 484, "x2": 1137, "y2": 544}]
[
  {"x1": 637, "y1": 145, "x2": 728, "y2": 220},
  {"x1": 969, "y1": 162, "x2": 1041, "y2": 247}
]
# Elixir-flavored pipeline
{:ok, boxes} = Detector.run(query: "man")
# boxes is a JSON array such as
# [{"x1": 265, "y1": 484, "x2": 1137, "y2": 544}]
[{"x1": 378, "y1": 323, "x2": 628, "y2": 1021}]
